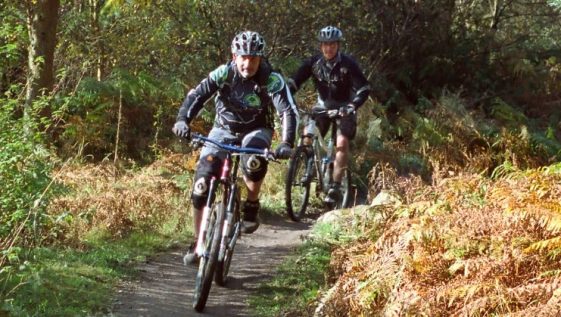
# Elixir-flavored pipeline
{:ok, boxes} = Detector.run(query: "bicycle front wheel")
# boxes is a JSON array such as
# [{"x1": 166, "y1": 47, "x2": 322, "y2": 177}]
[
  {"x1": 193, "y1": 201, "x2": 224, "y2": 312},
  {"x1": 285, "y1": 146, "x2": 312, "y2": 221},
  {"x1": 215, "y1": 196, "x2": 240, "y2": 286}
]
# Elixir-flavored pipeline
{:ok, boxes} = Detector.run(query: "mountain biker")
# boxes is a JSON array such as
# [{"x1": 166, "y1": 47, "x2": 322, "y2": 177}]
[
  {"x1": 173, "y1": 31, "x2": 298, "y2": 264},
  {"x1": 288, "y1": 26, "x2": 370, "y2": 205}
]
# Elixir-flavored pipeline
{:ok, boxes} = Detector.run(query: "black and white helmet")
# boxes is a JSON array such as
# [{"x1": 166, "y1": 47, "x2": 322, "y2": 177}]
[
  {"x1": 231, "y1": 31, "x2": 266, "y2": 56},
  {"x1": 317, "y1": 26, "x2": 343, "y2": 42}
]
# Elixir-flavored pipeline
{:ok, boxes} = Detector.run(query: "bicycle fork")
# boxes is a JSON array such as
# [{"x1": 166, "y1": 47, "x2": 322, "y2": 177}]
[
  {"x1": 219, "y1": 184, "x2": 239, "y2": 262},
  {"x1": 196, "y1": 177, "x2": 218, "y2": 257}
]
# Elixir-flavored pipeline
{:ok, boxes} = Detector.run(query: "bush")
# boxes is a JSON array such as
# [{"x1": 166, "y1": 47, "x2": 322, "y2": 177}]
[{"x1": 0, "y1": 98, "x2": 54, "y2": 244}]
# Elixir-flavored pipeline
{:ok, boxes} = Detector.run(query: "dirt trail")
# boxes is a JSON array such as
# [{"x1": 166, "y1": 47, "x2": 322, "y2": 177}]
[{"x1": 109, "y1": 214, "x2": 312, "y2": 316}]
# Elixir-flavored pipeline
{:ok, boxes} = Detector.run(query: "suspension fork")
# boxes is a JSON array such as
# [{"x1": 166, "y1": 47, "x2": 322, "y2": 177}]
[
  {"x1": 312, "y1": 139, "x2": 324, "y2": 193},
  {"x1": 196, "y1": 176, "x2": 218, "y2": 256},
  {"x1": 220, "y1": 155, "x2": 239, "y2": 260},
  {"x1": 301, "y1": 117, "x2": 317, "y2": 185},
  {"x1": 301, "y1": 143, "x2": 314, "y2": 182}
]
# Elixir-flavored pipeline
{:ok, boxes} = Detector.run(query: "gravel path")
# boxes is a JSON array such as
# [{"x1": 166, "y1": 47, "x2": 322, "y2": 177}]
[{"x1": 109, "y1": 213, "x2": 312, "y2": 316}]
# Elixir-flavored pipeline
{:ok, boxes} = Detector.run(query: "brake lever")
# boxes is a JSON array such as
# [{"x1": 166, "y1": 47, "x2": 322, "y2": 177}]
[
  {"x1": 191, "y1": 140, "x2": 203, "y2": 150},
  {"x1": 263, "y1": 148, "x2": 279, "y2": 163},
  {"x1": 188, "y1": 133, "x2": 204, "y2": 149},
  {"x1": 327, "y1": 109, "x2": 340, "y2": 118}
]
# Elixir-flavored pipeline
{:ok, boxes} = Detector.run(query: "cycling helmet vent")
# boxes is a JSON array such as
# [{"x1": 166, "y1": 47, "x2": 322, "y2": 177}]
[
  {"x1": 231, "y1": 31, "x2": 266, "y2": 56},
  {"x1": 318, "y1": 26, "x2": 343, "y2": 42}
]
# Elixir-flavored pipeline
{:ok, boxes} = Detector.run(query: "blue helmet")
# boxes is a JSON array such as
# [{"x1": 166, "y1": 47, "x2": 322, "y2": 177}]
[
  {"x1": 231, "y1": 31, "x2": 266, "y2": 56},
  {"x1": 317, "y1": 26, "x2": 343, "y2": 42}
]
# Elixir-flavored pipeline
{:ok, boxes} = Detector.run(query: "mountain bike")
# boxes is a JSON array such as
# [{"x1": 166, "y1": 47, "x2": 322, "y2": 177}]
[
  {"x1": 285, "y1": 108, "x2": 353, "y2": 221},
  {"x1": 188, "y1": 133, "x2": 276, "y2": 312}
]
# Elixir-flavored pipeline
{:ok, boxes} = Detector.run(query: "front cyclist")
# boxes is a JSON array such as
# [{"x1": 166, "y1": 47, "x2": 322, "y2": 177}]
[
  {"x1": 288, "y1": 26, "x2": 370, "y2": 205},
  {"x1": 173, "y1": 31, "x2": 298, "y2": 264}
]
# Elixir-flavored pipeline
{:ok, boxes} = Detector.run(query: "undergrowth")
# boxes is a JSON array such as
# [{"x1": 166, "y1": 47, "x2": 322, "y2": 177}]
[
  {"x1": 313, "y1": 163, "x2": 561, "y2": 316},
  {"x1": 1, "y1": 154, "x2": 193, "y2": 316}
]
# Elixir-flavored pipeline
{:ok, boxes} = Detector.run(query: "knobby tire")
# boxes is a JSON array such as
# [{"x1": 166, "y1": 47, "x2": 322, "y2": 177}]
[
  {"x1": 285, "y1": 146, "x2": 312, "y2": 221},
  {"x1": 193, "y1": 201, "x2": 224, "y2": 312}
]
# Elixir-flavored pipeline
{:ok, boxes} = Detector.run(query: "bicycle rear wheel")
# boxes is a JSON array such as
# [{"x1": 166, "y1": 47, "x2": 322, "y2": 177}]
[
  {"x1": 193, "y1": 202, "x2": 224, "y2": 312},
  {"x1": 215, "y1": 196, "x2": 240, "y2": 286},
  {"x1": 285, "y1": 146, "x2": 312, "y2": 221}
]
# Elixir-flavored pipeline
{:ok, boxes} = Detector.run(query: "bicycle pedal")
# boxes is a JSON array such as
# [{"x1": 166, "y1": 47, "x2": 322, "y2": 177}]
[{"x1": 300, "y1": 175, "x2": 311, "y2": 184}]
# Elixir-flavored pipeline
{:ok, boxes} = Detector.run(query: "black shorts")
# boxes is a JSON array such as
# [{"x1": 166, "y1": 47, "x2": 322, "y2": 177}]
[{"x1": 313, "y1": 107, "x2": 357, "y2": 140}]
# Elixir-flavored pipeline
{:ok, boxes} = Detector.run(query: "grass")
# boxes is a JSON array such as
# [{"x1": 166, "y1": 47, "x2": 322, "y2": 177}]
[
  {"x1": 1, "y1": 222, "x2": 190, "y2": 317},
  {"x1": 249, "y1": 239, "x2": 332, "y2": 317},
  {"x1": 0, "y1": 158, "x2": 193, "y2": 316}
]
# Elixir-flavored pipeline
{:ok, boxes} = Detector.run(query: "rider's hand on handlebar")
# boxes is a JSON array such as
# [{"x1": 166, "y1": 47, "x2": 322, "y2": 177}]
[
  {"x1": 339, "y1": 104, "x2": 356, "y2": 117},
  {"x1": 274, "y1": 142, "x2": 292, "y2": 159},
  {"x1": 172, "y1": 120, "x2": 190, "y2": 139}
]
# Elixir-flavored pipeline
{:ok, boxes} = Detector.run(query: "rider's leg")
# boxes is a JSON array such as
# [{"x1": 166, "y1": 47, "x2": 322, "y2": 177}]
[
  {"x1": 244, "y1": 177, "x2": 263, "y2": 201},
  {"x1": 324, "y1": 135, "x2": 348, "y2": 204},
  {"x1": 242, "y1": 178, "x2": 263, "y2": 234},
  {"x1": 184, "y1": 128, "x2": 229, "y2": 264},
  {"x1": 325, "y1": 113, "x2": 356, "y2": 204},
  {"x1": 333, "y1": 134, "x2": 350, "y2": 183},
  {"x1": 334, "y1": 112, "x2": 357, "y2": 182},
  {"x1": 184, "y1": 155, "x2": 222, "y2": 265},
  {"x1": 240, "y1": 128, "x2": 272, "y2": 233},
  {"x1": 192, "y1": 207, "x2": 202, "y2": 241}
]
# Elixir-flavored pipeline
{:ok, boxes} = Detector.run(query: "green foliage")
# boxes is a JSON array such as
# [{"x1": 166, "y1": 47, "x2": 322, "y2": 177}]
[
  {"x1": 398, "y1": 153, "x2": 430, "y2": 177},
  {"x1": 531, "y1": 130, "x2": 561, "y2": 160},
  {"x1": 0, "y1": 99, "x2": 54, "y2": 242},
  {"x1": 4, "y1": 0, "x2": 559, "y2": 169},
  {"x1": 413, "y1": 117, "x2": 446, "y2": 148},
  {"x1": 55, "y1": 68, "x2": 183, "y2": 161},
  {"x1": 488, "y1": 98, "x2": 528, "y2": 128},
  {"x1": 1, "y1": 230, "x2": 187, "y2": 317},
  {"x1": 0, "y1": 4, "x2": 27, "y2": 92}
]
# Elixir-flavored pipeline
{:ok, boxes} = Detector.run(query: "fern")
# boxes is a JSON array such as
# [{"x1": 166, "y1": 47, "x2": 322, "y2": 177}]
[
  {"x1": 490, "y1": 159, "x2": 517, "y2": 179},
  {"x1": 489, "y1": 98, "x2": 528, "y2": 128},
  {"x1": 527, "y1": 236, "x2": 561, "y2": 253}
]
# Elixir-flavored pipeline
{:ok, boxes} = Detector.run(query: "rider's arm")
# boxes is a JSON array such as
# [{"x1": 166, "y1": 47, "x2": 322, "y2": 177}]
[
  {"x1": 287, "y1": 56, "x2": 314, "y2": 95},
  {"x1": 348, "y1": 57, "x2": 371, "y2": 110},
  {"x1": 268, "y1": 71, "x2": 299, "y2": 147},
  {"x1": 176, "y1": 64, "x2": 227, "y2": 123}
]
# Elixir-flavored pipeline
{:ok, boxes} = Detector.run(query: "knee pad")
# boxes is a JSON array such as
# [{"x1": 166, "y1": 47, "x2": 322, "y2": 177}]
[
  {"x1": 242, "y1": 155, "x2": 268, "y2": 181},
  {"x1": 191, "y1": 154, "x2": 222, "y2": 209},
  {"x1": 241, "y1": 138, "x2": 268, "y2": 182}
]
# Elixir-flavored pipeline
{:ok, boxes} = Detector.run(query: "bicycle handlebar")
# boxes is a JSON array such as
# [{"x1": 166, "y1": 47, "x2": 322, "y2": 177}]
[
  {"x1": 300, "y1": 107, "x2": 355, "y2": 119},
  {"x1": 189, "y1": 133, "x2": 277, "y2": 161}
]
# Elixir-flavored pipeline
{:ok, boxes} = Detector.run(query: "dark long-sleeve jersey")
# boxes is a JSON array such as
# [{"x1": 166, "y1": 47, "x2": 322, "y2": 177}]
[
  {"x1": 177, "y1": 61, "x2": 298, "y2": 146},
  {"x1": 288, "y1": 52, "x2": 370, "y2": 109}
]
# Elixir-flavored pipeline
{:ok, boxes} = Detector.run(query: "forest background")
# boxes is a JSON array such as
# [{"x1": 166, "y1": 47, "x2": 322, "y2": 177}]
[{"x1": 2, "y1": 0, "x2": 561, "y2": 316}]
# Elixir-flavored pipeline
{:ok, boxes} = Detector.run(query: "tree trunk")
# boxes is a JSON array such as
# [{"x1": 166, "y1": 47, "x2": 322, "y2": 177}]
[
  {"x1": 90, "y1": 0, "x2": 104, "y2": 81},
  {"x1": 25, "y1": 0, "x2": 60, "y2": 115}
]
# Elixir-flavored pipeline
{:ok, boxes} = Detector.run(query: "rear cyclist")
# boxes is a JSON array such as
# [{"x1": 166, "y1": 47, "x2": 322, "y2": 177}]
[
  {"x1": 288, "y1": 26, "x2": 370, "y2": 204},
  {"x1": 173, "y1": 31, "x2": 298, "y2": 264}
]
